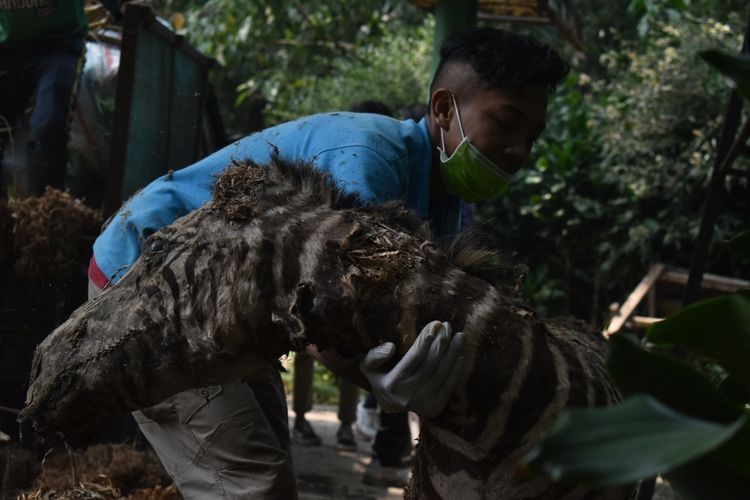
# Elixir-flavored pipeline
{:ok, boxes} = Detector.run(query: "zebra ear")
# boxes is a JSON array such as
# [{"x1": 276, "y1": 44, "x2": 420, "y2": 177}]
[{"x1": 419, "y1": 241, "x2": 449, "y2": 271}]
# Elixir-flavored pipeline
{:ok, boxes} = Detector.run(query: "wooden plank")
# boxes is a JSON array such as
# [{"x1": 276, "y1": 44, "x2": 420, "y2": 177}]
[
  {"x1": 604, "y1": 263, "x2": 666, "y2": 337},
  {"x1": 477, "y1": 13, "x2": 551, "y2": 23},
  {"x1": 631, "y1": 315, "x2": 662, "y2": 329},
  {"x1": 660, "y1": 269, "x2": 750, "y2": 294}
]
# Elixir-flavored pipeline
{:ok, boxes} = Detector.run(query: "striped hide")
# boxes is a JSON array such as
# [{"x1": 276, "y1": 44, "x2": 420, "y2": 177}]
[{"x1": 20, "y1": 158, "x2": 630, "y2": 499}]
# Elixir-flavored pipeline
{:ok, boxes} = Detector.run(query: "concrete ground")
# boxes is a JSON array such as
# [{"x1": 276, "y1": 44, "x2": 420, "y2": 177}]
[
  {"x1": 288, "y1": 405, "x2": 678, "y2": 500},
  {"x1": 289, "y1": 404, "x2": 419, "y2": 500}
]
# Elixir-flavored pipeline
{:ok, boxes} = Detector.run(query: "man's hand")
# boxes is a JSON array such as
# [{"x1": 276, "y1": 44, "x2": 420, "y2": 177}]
[{"x1": 360, "y1": 321, "x2": 465, "y2": 418}]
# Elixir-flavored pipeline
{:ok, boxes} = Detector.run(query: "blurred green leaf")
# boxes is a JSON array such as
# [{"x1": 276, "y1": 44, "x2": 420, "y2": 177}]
[
  {"x1": 607, "y1": 334, "x2": 741, "y2": 422},
  {"x1": 717, "y1": 375, "x2": 750, "y2": 406},
  {"x1": 648, "y1": 294, "x2": 750, "y2": 384},
  {"x1": 699, "y1": 50, "x2": 750, "y2": 100},
  {"x1": 524, "y1": 395, "x2": 746, "y2": 487},
  {"x1": 728, "y1": 230, "x2": 750, "y2": 259},
  {"x1": 709, "y1": 419, "x2": 750, "y2": 476},
  {"x1": 666, "y1": 453, "x2": 750, "y2": 500}
]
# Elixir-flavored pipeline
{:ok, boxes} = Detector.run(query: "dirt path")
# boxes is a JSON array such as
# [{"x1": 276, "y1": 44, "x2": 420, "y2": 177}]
[{"x1": 289, "y1": 403, "x2": 418, "y2": 500}]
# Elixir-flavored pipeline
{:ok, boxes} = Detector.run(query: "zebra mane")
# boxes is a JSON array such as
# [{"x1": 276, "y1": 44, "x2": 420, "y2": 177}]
[
  {"x1": 211, "y1": 156, "x2": 522, "y2": 291},
  {"x1": 447, "y1": 230, "x2": 527, "y2": 292},
  {"x1": 211, "y1": 157, "x2": 361, "y2": 220}
]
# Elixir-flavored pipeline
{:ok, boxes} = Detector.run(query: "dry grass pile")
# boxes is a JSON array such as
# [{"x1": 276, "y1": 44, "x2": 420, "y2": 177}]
[
  {"x1": 11, "y1": 443, "x2": 178, "y2": 499},
  {"x1": 0, "y1": 188, "x2": 101, "y2": 283},
  {"x1": 18, "y1": 481, "x2": 180, "y2": 500}
]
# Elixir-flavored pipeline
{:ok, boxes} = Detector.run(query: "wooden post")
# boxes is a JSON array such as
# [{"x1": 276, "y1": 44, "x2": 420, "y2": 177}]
[{"x1": 429, "y1": 0, "x2": 478, "y2": 86}]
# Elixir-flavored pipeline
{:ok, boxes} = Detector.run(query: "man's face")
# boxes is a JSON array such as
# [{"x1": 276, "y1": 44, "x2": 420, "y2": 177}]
[{"x1": 444, "y1": 84, "x2": 549, "y2": 174}]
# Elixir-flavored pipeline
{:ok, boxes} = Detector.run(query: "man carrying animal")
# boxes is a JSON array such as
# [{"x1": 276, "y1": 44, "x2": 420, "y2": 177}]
[{"x1": 87, "y1": 27, "x2": 567, "y2": 499}]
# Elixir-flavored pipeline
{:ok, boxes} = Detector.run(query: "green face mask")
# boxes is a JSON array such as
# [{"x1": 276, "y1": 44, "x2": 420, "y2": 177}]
[{"x1": 437, "y1": 94, "x2": 513, "y2": 203}]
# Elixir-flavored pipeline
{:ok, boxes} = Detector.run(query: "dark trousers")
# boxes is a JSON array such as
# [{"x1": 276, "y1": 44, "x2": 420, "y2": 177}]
[
  {"x1": 292, "y1": 351, "x2": 359, "y2": 425},
  {"x1": 292, "y1": 351, "x2": 315, "y2": 417},
  {"x1": 363, "y1": 392, "x2": 411, "y2": 466},
  {"x1": 373, "y1": 410, "x2": 411, "y2": 466},
  {"x1": 293, "y1": 352, "x2": 410, "y2": 462},
  {"x1": 364, "y1": 392, "x2": 378, "y2": 408},
  {"x1": 0, "y1": 36, "x2": 85, "y2": 197}
]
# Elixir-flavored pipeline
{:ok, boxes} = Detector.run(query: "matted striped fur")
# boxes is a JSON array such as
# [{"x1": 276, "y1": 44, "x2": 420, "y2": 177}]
[{"x1": 21, "y1": 158, "x2": 630, "y2": 499}]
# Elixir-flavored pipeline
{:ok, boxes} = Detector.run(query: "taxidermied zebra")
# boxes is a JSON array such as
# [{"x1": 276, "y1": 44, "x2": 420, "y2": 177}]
[{"x1": 21, "y1": 158, "x2": 629, "y2": 499}]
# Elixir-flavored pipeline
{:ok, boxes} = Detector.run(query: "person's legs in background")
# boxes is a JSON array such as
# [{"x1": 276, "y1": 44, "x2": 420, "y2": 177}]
[
  {"x1": 355, "y1": 392, "x2": 379, "y2": 441},
  {"x1": 291, "y1": 351, "x2": 322, "y2": 446},
  {"x1": 336, "y1": 379, "x2": 359, "y2": 451},
  {"x1": 363, "y1": 410, "x2": 412, "y2": 487},
  {"x1": 14, "y1": 37, "x2": 84, "y2": 198},
  {"x1": 0, "y1": 48, "x2": 33, "y2": 199},
  {"x1": 0, "y1": 37, "x2": 85, "y2": 198}
]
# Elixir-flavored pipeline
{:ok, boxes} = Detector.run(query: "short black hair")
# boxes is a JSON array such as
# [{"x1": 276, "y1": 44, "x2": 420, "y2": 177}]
[
  {"x1": 430, "y1": 27, "x2": 569, "y2": 94},
  {"x1": 350, "y1": 100, "x2": 394, "y2": 117},
  {"x1": 401, "y1": 103, "x2": 428, "y2": 121}
]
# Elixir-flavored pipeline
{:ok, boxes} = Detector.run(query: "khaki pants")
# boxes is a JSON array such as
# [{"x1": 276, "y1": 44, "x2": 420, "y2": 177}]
[{"x1": 89, "y1": 280, "x2": 296, "y2": 499}]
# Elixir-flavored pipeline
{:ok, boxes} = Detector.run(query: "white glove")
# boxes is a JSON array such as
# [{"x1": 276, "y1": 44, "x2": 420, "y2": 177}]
[{"x1": 360, "y1": 320, "x2": 465, "y2": 418}]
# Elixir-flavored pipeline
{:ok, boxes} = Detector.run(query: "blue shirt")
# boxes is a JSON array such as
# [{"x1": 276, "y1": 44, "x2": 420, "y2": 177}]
[{"x1": 93, "y1": 112, "x2": 462, "y2": 284}]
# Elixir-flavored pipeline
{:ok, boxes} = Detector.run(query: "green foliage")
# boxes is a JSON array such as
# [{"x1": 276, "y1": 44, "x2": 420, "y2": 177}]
[
  {"x1": 523, "y1": 41, "x2": 750, "y2": 497},
  {"x1": 606, "y1": 334, "x2": 742, "y2": 422},
  {"x1": 311, "y1": 358, "x2": 345, "y2": 405},
  {"x1": 665, "y1": 454, "x2": 750, "y2": 500},
  {"x1": 479, "y1": 15, "x2": 748, "y2": 323},
  {"x1": 523, "y1": 394, "x2": 747, "y2": 488},
  {"x1": 280, "y1": 352, "x2": 348, "y2": 406},
  {"x1": 570, "y1": 0, "x2": 744, "y2": 79},
  {"x1": 648, "y1": 294, "x2": 750, "y2": 383},
  {"x1": 729, "y1": 229, "x2": 750, "y2": 258},
  {"x1": 263, "y1": 17, "x2": 433, "y2": 123},
  {"x1": 152, "y1": 0, "x2": 428, "y2": 133},
  {"x1": 525, "y1": 292, "x2": 750, "y2": 496},
  {"x1": 478, "y1": 71, "x2": 611, "y2": 319},
  {"x1": 628, "y1": 0, "x2": 691, "y2": 37}
]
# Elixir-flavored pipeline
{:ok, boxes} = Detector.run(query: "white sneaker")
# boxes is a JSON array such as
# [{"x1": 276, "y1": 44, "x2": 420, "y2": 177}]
[{"x1": 355, "y1": 400, "x2": 378, "y2": 441}]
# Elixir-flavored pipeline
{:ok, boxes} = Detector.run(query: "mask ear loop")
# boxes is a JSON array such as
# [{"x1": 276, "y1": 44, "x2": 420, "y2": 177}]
[
  {"x1": 440, "y1": 93, "x2": 466, "y2": 154},
  {"x1": 450, "y1": 93, "x2": 466, "y2": 138}
]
